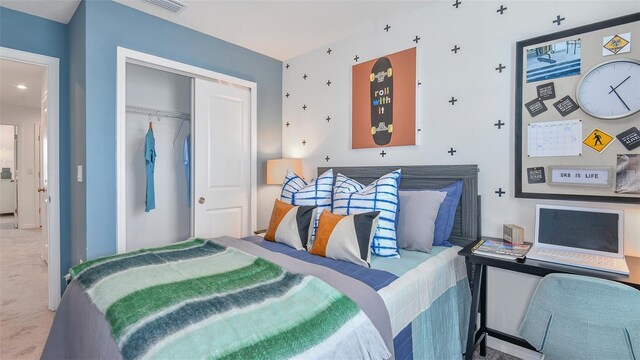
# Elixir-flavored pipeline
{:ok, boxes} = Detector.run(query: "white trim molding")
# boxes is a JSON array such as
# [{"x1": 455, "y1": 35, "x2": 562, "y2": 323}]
[
  {"x1": 116, "y1": 47, "x2": 258, "y2": 253},
  {"x1": 1, "y1": 47, "x2": 61, "y2": 311}
]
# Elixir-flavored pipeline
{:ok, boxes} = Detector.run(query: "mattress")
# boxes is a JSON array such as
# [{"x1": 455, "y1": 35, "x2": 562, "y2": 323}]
[{"x1": 43, "y1": 236, "x2": 470, "y2": 360}]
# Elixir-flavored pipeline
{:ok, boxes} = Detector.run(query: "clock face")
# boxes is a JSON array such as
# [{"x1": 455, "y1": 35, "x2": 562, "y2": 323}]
[{"x1": 576, "y1": 59, "x2": 640, "y2": 120}]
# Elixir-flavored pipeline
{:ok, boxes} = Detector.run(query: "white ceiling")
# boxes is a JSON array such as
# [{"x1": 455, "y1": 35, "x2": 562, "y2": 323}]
[
  {"x1": 0, "y1": 0, "x2": 80, "y2": 24},
  {"x1": 0, "y1": 0, "x2": 433, "y2": 61},
  {"x1": 0, "y1": 59, "x2": 45, "y2": 109}
]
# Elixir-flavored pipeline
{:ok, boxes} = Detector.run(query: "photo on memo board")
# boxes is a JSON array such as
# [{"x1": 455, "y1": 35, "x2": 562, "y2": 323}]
[
  {"x1": 351, "y1": 47, "x2": 416, "y2": 149},
  {"x1": 515, "y1": 13, "x2": 640, "y2": 204}
]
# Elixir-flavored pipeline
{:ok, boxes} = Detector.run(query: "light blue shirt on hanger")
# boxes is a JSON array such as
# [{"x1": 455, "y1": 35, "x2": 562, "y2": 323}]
[{"x1": 145, "y1": 127, "x2": 157, "y2": 212}]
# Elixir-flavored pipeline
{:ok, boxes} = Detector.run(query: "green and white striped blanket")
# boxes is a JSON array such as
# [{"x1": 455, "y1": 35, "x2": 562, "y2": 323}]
[{"x1": 69, "y1": 239, "x2": 390, "y2": 360}]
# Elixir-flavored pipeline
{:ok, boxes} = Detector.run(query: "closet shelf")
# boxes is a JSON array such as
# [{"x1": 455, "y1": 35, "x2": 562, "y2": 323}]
[{"x1": 126, "y1": 105, "x2": 190, "y2": 121}]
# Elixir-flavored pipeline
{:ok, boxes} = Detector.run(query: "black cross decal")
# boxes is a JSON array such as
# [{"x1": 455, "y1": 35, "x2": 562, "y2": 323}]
[
  {"x1": 325, "y1": 156, "x2": 330, "y2": 162},
  {"x1": 326, "y1": 80, "x2": 331, "y2": 86},
  {"x1": 418, "y1": 128, "x2": 422, "y2": 132},
  {"x1": 553, "y1": 15, "x2": 565, "y2": 26},
  {"x1": 453, "y1": 0, "x2": 461, "y2": 8},
  {"x1": 451, "y1": 45, "x2": 460, "y2": 54},
  {"x1": 354, "y1": 55, "x2": 360, "y2": 62},
  {"x1": 302, "y1": 140, "x2": 306, "y2": 146},
  {"x1": 302, "y1": 104, "x2": 307, "y2": 110},
  {"x1": 413, "y1": 35, "x2": 421, "y2": 44},
  {"x1": 303, "y1": 74, "x2": 308, "y2": 80},
  {"x1": 496, "y1": 5, "x2": 507, "y2": 14},
  {"x1": 495, "y1": 188, "x2": 505, "y2": 197},
  {"x1": 448, "y1": 147, "x2": 457, "y2": 156},
  {"x1": 285, "y1": 122, "x2": 290, "y2": 127},
  {"x1": 327, "y1": 48, "x2": 332, "y2": 55},
  {"x1": 418, "y1": 81, "x2": 422, "y2": 86},
  {"x1": 326, "y1": 116, "x2": 331, "y2": 122},
  {"x1": 494, "y1": 120, "x2": 505, "y2": 129},
  {"x1": 285, "y1": 64, "x2": 290, "y2": 69},
  {"x1": 380, "y1": 150, "x2": 387, "y2": 158},
  {"x1": 449, "y1": 97, "x2": 458, "y2": 105},
  {"x1": 384, "y1": 24, "x2": 391, "y2": 32},
  {"x1": 285, "y1": 92, "x2": 290, "y2": 98},
  {"x1": 495, "y1": 63, "x2": 506, "y2": 73}
]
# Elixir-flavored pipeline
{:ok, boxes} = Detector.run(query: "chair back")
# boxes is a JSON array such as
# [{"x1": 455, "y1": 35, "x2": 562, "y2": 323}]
[{"x1": 519, "y1": 273, "x2": 640, "y2": 360}]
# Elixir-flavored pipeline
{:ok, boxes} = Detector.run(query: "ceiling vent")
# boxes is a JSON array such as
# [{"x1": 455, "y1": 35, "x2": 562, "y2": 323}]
[{"x1": 144, "y1": 0, "x2": 186, "y2": 13}]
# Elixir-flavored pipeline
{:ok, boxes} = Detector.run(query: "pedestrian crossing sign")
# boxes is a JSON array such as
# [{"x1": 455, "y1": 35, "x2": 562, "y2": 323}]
[{"x1": 583, "y1": 128, "x2": 615, "y2": 153}]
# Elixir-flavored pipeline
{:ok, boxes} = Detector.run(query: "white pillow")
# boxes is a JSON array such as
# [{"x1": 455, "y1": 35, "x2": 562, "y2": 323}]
[
  {"x1": 280, "y1": 169, "x2": 333, "y2": 244},
  {"x1": 333, "y1": 169, "x2": 402, "y2": 257}
]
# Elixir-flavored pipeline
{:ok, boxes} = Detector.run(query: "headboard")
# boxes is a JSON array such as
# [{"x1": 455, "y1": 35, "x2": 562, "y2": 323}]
[{"x1": 318, "y1": 165, "x2": 480, "y2": 246}]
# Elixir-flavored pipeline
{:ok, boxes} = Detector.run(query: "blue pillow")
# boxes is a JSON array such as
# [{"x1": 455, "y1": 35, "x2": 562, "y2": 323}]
[
  {"x1": 433, "y1": 180, "x2": 463, "y2": 247},
  {"x1": 333, "y1": 169, "x2": 402, "y2": 257}
]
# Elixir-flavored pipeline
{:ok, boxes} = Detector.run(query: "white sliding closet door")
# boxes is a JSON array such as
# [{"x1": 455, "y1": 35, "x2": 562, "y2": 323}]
[{"x1": 193, "y1": 79, "x2": 251, "y2": 239}]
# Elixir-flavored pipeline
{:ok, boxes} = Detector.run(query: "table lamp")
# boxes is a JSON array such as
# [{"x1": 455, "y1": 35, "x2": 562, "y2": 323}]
[{"x1": 267, "y1": 158, "x2": 303, "y2": 184}]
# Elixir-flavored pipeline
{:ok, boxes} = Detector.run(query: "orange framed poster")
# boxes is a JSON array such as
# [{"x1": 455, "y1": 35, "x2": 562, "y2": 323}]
[{"x1": 352, "y1": 47, "x2": 416, "y2": 149}]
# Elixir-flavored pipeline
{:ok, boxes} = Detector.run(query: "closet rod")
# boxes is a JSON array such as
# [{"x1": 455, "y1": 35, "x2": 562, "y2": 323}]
[{"x1": 126, "y1": 105, "x2": 190, "y2": 121}]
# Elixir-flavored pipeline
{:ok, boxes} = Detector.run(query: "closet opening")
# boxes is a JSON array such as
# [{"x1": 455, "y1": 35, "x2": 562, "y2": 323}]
[
  {"x1": 116, "y1": 47, "x2": 258, "y2": 254},
  {"x1": 124, "y1": 64, "x2": 192, "y2": 251}
]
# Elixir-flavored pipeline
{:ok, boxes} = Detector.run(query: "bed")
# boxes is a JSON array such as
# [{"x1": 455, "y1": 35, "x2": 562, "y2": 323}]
[{"x1": 42, "y1": 165, "x2": 480, "y2": 360}]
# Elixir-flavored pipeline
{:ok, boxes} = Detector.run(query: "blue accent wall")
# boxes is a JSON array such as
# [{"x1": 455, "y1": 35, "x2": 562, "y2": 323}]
[
  {"x1": 82, "y1": 1, "x2": 282, "y2": 259},
  {"x1": 68, "y1": 1, "x2": 87, "y2": 265},
  {"x1": 0, "y1": 7, "x2": 71, "y2": 291}
]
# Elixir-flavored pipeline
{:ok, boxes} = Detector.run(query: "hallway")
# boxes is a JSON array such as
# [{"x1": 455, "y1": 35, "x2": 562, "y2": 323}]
[{"x1": 0, "y1": 215, "x2": 54, "y2": 359}]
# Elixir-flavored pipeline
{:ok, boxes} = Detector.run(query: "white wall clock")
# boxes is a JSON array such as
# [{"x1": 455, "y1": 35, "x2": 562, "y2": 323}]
[{"x1": 576, "y1": 58, "x2": 640, "y2": 120}]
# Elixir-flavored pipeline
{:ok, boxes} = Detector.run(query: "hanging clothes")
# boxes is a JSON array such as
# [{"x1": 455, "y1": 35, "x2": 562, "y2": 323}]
[
  {"x1": 184, "y1": 135, "x2": 191, "y2": 208},
  {"x1": 145, "y1": 125, "x2": 157, "y2": 212}
]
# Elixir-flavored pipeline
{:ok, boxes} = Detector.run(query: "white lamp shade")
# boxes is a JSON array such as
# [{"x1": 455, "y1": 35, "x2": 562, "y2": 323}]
[{"x1": 267, "y1": 158, "x2": 303, "y2": 184}]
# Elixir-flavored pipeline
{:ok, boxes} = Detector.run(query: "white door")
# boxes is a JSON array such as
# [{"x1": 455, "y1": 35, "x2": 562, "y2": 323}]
[
  {"x1": 39, "y1": 93, "x2": 49, "y2": 263},
  {"x1": 193, "y1": 79, "x2": 251, "y2": 239}
]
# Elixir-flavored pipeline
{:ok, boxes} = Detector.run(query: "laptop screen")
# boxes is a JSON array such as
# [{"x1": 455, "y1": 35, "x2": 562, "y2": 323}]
[{"x1": 537, "y1": 206, "x2": 620, "y2": 254}]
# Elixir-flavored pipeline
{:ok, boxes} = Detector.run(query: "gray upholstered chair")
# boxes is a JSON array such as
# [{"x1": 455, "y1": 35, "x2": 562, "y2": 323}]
[{"x1": 519, "y1": 273, "x2": 640, "y2": 360}]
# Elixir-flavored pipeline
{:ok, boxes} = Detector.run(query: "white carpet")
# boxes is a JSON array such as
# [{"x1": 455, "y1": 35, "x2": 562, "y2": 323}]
[{"x1": 0, "y1": 215, "x2": 54, "y2": 359}]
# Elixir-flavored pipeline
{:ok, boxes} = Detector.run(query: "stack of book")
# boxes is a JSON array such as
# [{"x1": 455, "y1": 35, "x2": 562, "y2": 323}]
[{"x1": 472, "y1": 239, "x2": 531, "y2": 260}]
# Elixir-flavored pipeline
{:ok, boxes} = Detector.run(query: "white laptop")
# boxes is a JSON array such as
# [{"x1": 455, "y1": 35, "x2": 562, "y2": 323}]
[{"x1": 527, "y1": 204, "x2": 629, "y2": 275}]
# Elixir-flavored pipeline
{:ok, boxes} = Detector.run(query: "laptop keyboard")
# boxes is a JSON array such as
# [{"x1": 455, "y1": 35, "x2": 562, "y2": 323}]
[
  {"x1": 533, "y1": 248, "x2": 615, "y2": 267},
  {"x1": 529, "y1": 248, "x2": 630, "y2": 275}
]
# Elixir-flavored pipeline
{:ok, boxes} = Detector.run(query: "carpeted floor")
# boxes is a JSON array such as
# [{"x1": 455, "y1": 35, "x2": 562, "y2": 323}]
[{"x1": 0, "y1": 215, "x2": 54, "y2": 360}]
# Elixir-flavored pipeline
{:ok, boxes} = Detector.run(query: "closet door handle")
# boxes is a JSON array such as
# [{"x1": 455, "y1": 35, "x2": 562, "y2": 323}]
[{"x1": 198, "y1": 197, "x2": 205, "y2": 205}]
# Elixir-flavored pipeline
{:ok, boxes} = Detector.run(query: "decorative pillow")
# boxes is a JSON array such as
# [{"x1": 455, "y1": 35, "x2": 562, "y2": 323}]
[
  {"x1": 397, "y1": 190, "x2": 447, "y2": 253},
  {"x1": 265, "y1": 199, "x2": 317, "y2": 250},
  {"x1": 280, "y1": 169, "x2": 333, "y2": 244},
  {"x1": 433, "y1": 180, "x2": 464, "y2": 247},
  {"x1": 333, "y1": 169, "x2": 402, "y2": 257},
  {"x1": 309, "y1": 210, "x2": 380, "y2": 267}
]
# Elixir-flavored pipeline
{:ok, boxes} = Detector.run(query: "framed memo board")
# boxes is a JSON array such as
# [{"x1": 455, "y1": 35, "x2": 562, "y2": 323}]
[{"x1": 515, "y1": 13, "x2": 640, "y2": 204}]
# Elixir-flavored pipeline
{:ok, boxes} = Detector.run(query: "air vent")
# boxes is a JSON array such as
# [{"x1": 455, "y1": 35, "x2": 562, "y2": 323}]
[{"x1": 144, "y1": 0, "x2": 186, "y2": 13}]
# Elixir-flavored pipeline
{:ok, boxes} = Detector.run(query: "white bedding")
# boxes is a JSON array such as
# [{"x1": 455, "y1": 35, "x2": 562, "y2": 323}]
[{"x1": 371, "y1": 246, "x2": 468, "y2": 336}]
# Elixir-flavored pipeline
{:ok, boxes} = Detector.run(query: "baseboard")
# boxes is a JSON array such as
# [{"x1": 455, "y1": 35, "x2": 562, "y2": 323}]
[{"x1": 487, "y1": 336, "x2": 542, "y2": 360}]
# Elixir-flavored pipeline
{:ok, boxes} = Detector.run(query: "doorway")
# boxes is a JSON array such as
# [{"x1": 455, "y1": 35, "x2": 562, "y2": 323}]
[
  {"x1": 0, "y1": 47, "x2": 61, "y2": 312},
  {"x1": 116, "y1": 48, "x2": 257, "y2": 253}
]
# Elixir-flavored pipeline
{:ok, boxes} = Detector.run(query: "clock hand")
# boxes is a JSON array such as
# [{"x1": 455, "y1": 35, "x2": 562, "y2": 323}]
[
  {"x1": 608, "y1": 75, "x2": 631, "y2": 94},
  {"x1": 609, "y1": 86, "x2": 630, "y2": 111}
]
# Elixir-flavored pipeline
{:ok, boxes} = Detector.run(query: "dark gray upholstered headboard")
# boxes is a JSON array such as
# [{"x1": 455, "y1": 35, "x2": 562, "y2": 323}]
[{"x1": 318, "y1": 165, "x2": 480, "y2": 246}]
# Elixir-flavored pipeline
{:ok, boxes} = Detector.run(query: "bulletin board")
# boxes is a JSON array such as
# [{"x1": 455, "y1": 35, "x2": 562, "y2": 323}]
[{"x1": 515, "y1": 13, "x2": 640, "y2": 204}]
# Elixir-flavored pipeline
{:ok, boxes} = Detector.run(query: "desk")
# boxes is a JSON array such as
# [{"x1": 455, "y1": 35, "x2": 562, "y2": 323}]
[{"x1": 459, "y1": 238, "x2": 640, "y2": 360}]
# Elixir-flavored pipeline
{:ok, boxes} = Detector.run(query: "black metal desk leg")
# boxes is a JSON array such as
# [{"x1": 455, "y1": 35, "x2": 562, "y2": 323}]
[
  {"x1": 464, "y1": 263, "x2": 484, "y2": 360},
  {"x1": 480, "y1": 264, "x2": 487, "y2": 356}
]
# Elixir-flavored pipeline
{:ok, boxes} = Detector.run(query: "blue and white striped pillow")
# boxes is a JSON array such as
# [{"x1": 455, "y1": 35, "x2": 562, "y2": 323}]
[
  {"x1": 333, "y1": 169, "x2": 402, "y2": 257},
  {"x1": 280, "y1": 169, "x2": 334, "y2": 244}
]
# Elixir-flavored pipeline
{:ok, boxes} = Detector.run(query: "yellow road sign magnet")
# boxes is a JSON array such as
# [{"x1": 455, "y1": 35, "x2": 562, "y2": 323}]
[{"x1": 583, "y1": 128, "x2": 615, "y2": 153}]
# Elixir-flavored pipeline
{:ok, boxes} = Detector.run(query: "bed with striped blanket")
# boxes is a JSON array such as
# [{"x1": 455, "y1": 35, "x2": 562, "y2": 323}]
[{"x1": 42, "y1": 237, "x2": 392, "y2": 360}]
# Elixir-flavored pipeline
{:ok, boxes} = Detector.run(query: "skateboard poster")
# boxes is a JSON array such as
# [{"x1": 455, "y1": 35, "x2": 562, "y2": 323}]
[{"x1": 352, "y1": 47, "x2": 416, "y2": 148}]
